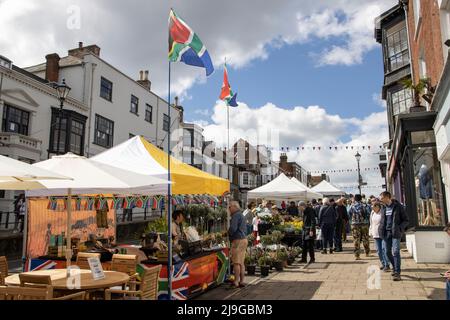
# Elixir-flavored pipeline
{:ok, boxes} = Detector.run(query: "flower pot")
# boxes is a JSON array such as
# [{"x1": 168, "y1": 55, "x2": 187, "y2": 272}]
[
  {"x1": 287, "y1": 257, "x2": 295, "y2": 265},
  {"x1": 410, "y1": 105, "x2": 426, "y2": 112},
  {"x1": 273, "y1": 260, "x2": 284, "y2": 271},
  {"x1": 260, "y1": 265, "x2": 270, "y2": 277},
  {"x1": 246, "y1": 264, "x2": 256, "y2": 276},
  {"x1": 282, "y1": 260, "x2": 288, "y2": 268}
]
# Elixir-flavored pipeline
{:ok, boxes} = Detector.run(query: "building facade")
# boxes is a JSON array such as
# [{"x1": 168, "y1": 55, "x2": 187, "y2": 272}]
[
  {"x1": 23, "y1": 42, "x2": 183, "y2": 158},
  {"x1": 0, "y1": 54, "x2": 89, "y2": 212},
  {"x1": 0, "y1": 43, "x2": 184, "y2": 214},
  {"x1": 375, "y1": 1, "x2": 450, "y2": 263},
  {"x1": 278, "y1": 153, "x2": 308, "y2": 185}
]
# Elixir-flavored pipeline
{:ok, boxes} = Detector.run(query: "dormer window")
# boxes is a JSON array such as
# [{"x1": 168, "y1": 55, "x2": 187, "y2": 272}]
[{"x1": 0, "y1": 55, "x2": 12, "y2": 69}]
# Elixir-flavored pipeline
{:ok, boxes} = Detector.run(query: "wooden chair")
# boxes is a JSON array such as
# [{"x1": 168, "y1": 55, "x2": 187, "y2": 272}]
[
  {"x1": 0, "y1": 256, "x2": 8, "y2": 286},
  {"x1": 105, "y1": 265, "x2": 161, "y2": 300},
  {"x1": 76, "y1": 252, "x2": 101, "y2": 270},
  {"x1": 111, "y1": 254, "x2": 139, "y2": 289},
  {"x1": 19, "y1": 274, "x2": 52, "y2": 287},
  {"x1": 0, "y1": 285, "x2": 86, "y2": 300}
]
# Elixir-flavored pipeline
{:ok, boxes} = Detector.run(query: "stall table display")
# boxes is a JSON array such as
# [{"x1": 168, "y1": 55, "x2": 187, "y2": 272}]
[{"x1": 141, "y1": 247, "x2": 229, "y2": 300}]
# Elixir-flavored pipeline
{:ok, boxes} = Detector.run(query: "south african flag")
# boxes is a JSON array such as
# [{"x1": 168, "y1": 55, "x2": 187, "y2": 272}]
[{"x1": 168, "y1": 9, "x2": 214, "y2": 76}]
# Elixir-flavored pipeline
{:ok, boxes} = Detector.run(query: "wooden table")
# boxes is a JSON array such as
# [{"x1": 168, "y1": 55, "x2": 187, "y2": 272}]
[{"x1": 5, "y1": 269, "x2": 130, "y2": 291}]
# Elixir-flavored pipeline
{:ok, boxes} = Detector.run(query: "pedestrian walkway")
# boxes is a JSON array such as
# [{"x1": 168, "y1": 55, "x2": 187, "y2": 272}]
[{"x1": 197, "y1": 239, "x2": 449, "y2": 300}]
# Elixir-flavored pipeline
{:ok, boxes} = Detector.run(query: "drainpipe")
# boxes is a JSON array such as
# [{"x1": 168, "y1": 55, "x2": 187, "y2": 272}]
[{"x1": 86, "y1": 62, "x2": 97, "y2": 157}]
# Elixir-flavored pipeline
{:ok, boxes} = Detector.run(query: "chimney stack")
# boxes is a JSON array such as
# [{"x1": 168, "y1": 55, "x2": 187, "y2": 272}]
[
  {"x1": 68, "y1": 42, "x2": 101, "y2": 58},
  {"x1": 136, "y1": 69, "x2": 151, "y2": 90},
  {"x1": 45, "y1": 53, "x2": 60, "y2": 83}
]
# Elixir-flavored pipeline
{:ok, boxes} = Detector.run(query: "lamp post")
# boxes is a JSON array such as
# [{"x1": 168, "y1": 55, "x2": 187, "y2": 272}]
[
  {"x1": 355, "y1": 151, "x2": 362, "y2": 195},
  {"x1": 54, "y1": 79, "x2": 71, "y2": 155}
]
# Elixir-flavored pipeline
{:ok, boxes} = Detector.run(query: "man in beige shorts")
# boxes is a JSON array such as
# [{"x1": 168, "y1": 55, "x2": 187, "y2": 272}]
[{"x1": 228, "y1": 201, "x2": 248, "y2": 288}]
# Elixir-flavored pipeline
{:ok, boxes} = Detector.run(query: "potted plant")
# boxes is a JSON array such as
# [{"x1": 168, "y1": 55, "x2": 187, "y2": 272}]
[
  {"x1": 257, "y1": 255, "x2": 271, "y2": 277},
  {"x1": 245, "y1": 234, "x2": 256, "y2": 275},
  {"x1": 270, "y1": 230, "x2": 285, "y2": 271},
  {"x1": 401, "y1": 78, "x2": 431, "y2": 113},
  {"x1": 277, "y1": 249, "x2": 289, "y2": 268}
]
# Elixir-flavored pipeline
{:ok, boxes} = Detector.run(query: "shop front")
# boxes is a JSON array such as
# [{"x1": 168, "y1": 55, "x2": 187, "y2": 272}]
[{"x1": 389, "y1": 111, "x2": 449, "y2": 263}]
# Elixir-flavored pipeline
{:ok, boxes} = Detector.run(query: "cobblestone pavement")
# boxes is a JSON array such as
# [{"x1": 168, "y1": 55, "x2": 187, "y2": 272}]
[{"x1": 196, "y1": 239, "x2": 449, "y2": 300}]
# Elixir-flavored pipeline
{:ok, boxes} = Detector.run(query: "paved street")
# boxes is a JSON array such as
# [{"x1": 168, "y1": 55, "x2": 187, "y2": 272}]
[{"x1": 197, "y1": 239, "x2": 449, "y2": 300}]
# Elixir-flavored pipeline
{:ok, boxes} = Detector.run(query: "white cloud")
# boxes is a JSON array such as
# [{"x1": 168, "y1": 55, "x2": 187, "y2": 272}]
[
  {"x1": 372, "y1": 93, "x2": 387, "y2": 109},
  {"x1": 201, "y1": 100, "x2": 388, "y2": 194},
  {"x1": 193, "y1": 109, "x2": 210, "y2": 117},
  {"x1": 0, "y1": 0, "x2": 396, "y2": 98}
]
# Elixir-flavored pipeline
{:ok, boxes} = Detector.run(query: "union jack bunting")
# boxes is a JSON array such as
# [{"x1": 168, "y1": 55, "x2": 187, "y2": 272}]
[
  {"x1": 158, "y1": 261, "x2": 190, "y2": 300},
  {"x1": 24, "y1": 259, "x2": 58, "y2": 272}
]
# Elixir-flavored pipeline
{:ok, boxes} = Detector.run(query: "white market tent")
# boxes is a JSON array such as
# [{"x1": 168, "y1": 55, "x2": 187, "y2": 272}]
[
  {"x1": 247, "y1": 173, "x2": 321, "y2": 201},
  {"x1": 0, "y1": 154, "x2": 72, "y2": 189},
  {"x1": 3, "y1": 153, "x2": 171, "y2": 268},
  {"x1": 311, "y1": 180, "x2": 346, "y2": 197},
  {"x1": 290, "y1": 177, "x2": 323, "y2": 199}
]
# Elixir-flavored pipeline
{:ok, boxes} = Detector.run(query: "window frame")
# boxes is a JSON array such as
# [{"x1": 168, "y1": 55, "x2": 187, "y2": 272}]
[
  {"x1": 130, "y1": 94, "x2": 139, "y2": 115},
  {"x1": 94, "y1": 114, "x2": 114, "y2": 148},
  {"x1": 49, "y1": 107, "x2": 87, "y2": 156},
  {"x1": 100, "y1": 77, "x2": 113, "y2": 102},
  {"x1": 145, "y1": 104, "x2": 153, "y2": 123},
  {"x1": 2, "y1": 104, "x2": 30, "y2": 136},
  {"x1": 384, "y1": 23, "x2": 409, "y2": 72},
  {"x1": 163, "y1": 114, "x2": 170, "y2": 132}
]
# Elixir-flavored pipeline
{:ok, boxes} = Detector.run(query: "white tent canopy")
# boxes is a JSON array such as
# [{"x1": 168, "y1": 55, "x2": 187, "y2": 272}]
[
  {"x1": 311, "y1": 180, "x2": 346, "y2": 197},
  {"x1": 24, "y1": 153, "x2": 170, "y2": 197},
  {"x1": 290, "y1": 177, "x2": 323, "y2": 199},
  {"x1": 247, "y1": 173, "x2": 321, "y2": 201},
  {"x1": 0, "y1": 154, "x2": 71, "y2": 190}
]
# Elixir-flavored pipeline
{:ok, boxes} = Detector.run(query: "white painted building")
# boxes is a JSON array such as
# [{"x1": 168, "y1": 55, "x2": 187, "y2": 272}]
[
  {"x1": 0, "y1": 43, "x2": 184, "y2": 215},
  {"x1": 23, "y1": 42, "x2": 183, "y2": 158},
  {"x1": 0, "y1": 54, "x2": 89, "y2": 213}
]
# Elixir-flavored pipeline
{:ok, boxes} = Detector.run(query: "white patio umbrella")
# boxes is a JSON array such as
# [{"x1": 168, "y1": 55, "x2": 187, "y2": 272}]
[
  {"x1": 0, "y1": 154, "x2": 72, "y2": 189},
  {"x1": 6, "y1": 153, "x2": 171, "y2": 269}
]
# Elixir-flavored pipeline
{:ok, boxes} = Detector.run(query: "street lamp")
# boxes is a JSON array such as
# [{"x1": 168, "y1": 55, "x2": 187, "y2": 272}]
[
  {"x1": 54, "y1": 79, "x2": 71, "y2": 155},
  {"x1": 355, "y1": 151, "x2": 362, "y2": 195}
]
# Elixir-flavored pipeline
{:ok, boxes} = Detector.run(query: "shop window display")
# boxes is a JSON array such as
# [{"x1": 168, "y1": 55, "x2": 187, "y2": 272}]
[{"x1": 413, "y1": 147, "x2": 446, "y2": 227}]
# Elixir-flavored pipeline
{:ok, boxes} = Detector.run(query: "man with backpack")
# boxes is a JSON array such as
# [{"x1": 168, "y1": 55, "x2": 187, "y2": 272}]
[{"x1": 348, "y1": 194, "x2": 371, "y2": 260}]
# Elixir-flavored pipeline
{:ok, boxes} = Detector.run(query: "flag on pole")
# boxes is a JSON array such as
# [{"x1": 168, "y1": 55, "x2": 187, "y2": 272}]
[
  {"x1": 168, "y1": 9, "x2": 214, "y2": 76},
  {"x1": 219, "y1": 64, "x2": 238, "y2": 107}
]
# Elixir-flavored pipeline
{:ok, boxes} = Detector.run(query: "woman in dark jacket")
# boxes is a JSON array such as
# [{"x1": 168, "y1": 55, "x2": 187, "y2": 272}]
[
  {"x1": 319, "y1": 198, "x2": 337, "y2": 254},
  {"x1": 299, "y1": 202, "x2": 316, "y2": 263}
]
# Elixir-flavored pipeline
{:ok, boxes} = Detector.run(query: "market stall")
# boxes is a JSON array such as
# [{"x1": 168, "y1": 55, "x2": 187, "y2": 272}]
[
  {"x1": 311, "y1": 180, "x2": 346, "y2": 198},
  {"x1": 6, "y1": 153, "x2": 170, "y2": 271},
  {"x1": 247, "y1": 173, "x2": 322, "y2": 201}
]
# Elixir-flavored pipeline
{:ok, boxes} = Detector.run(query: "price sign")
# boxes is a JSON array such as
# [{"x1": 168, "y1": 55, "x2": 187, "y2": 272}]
[{"x1": 87, "y1": 256, "x2": 105, "y2": 280}]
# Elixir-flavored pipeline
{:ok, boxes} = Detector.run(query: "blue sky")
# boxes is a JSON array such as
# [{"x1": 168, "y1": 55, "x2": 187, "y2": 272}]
[{"x1": 182, "y1": 40, "x2": 385, "y2": 128}]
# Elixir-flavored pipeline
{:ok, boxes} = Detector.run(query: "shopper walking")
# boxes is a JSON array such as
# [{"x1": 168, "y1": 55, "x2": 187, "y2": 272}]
[
  {"x1": 379, "y1": 191, "x2": 409, "y2": 281},
  {"x1": 243, "y1": 202, "x2": 256, "y2": 235},
  {"x1": 369, "y1": 202, "x2": 389, "y2": 270},
  {"x1": 334, "y1": 198, "x2": 348, "y2": 252},
  {"x1": 228, "y1": 201, "x2": 248, "y2": 288},
  {"x1": 299, "y1": 201, "x2": 316, "y2": 263},
  {"x1": 318, "y1": 198, "x2": 337, "y2": 254},
  {"x1": 348, "y1": 194, "x2": 371, "y2": 260}
]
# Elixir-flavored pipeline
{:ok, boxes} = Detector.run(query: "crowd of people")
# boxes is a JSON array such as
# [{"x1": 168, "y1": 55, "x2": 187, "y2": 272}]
[
  {"x1": 237, "y1": 192, "x2": 410, "y2": 282},
  {"x1": 228, "y1": 194, "x2": 449, "y2": 297}
]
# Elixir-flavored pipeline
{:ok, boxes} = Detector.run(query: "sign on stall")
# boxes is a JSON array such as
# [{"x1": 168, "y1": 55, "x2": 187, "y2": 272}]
[{"x1": 88, "y1": 257, "x2": 105, "y2": 280}]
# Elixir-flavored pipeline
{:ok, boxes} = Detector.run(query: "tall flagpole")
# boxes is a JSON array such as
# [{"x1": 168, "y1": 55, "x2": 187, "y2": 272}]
[
  {"x1": 167, "y1": 61, "x2": 173, "y2": 300},
  {"x1": 225, "y1": 59, "x2": 232, "y2": 278}
]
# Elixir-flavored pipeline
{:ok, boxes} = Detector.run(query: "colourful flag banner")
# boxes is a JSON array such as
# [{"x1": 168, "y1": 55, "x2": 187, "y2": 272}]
[{"x1": 169, "y1": 8, "x2": 214, "y2": 76}]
